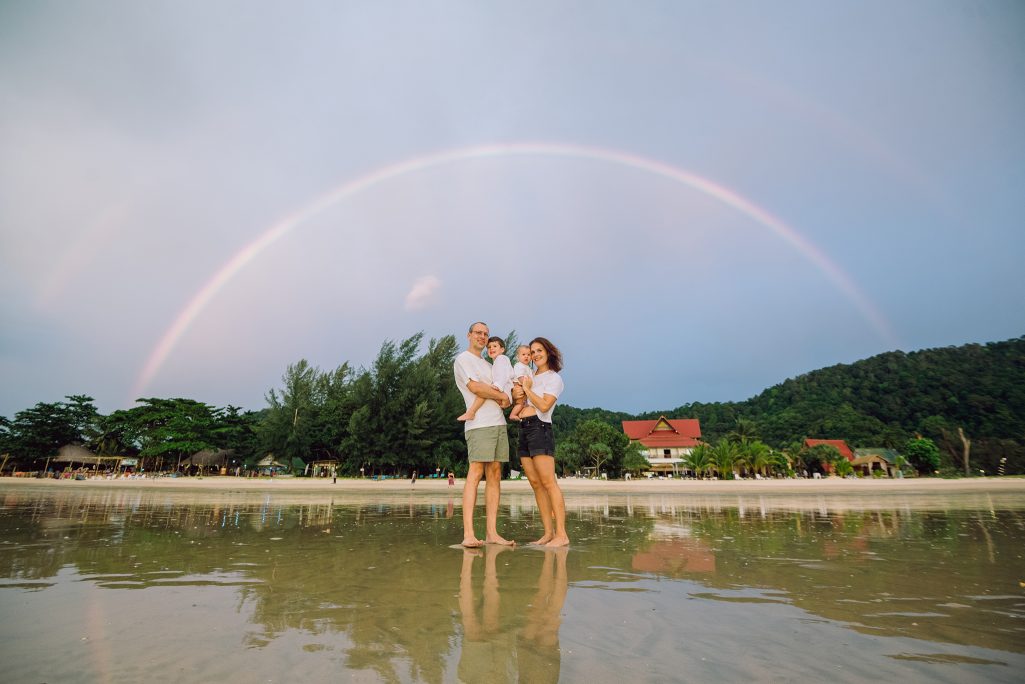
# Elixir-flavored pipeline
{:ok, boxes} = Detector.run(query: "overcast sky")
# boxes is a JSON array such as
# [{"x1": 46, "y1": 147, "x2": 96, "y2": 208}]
[{"x1": 2, "y1": 1, "x2": 1023, "y2": 418}]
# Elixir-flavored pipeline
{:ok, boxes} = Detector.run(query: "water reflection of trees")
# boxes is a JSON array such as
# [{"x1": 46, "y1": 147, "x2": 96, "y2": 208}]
[
  {"x1": 1, "y1": 491, "x2": 592, "y2": 681},
  {"x1": 2, "y1": 489, "x2": 1023, "y2": 669},
  {"x1": 629, "y1": 502, "x2": 1025, "y2": 653}
]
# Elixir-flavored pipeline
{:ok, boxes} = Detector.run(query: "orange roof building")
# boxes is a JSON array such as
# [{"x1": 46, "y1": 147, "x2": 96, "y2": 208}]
[
  {"x1": 622, "y1": 416, "x2": 702, "y2": 474},
  {"x1": 803, "y1": 438, "x2": 855, "y2": 462}
]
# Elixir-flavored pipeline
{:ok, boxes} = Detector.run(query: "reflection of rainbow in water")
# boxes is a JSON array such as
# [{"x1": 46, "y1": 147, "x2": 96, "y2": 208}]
[{"x1": 132, "y1": 142, "x2": 897, "y2": 398}]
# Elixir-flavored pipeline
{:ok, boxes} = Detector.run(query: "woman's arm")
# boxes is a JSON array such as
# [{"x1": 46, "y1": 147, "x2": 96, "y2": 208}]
[{"x1": 520, "y1": 375, "x2": 556, "y2": 413}]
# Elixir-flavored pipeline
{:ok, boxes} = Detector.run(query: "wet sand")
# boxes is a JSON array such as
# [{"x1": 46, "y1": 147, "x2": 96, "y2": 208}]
[
  {"x1": 2, "y1": 477, "x2": 1024, "y2": 683},
  {"x1": 3, "y1": 474, "x2": 1023, "y2": 495}
]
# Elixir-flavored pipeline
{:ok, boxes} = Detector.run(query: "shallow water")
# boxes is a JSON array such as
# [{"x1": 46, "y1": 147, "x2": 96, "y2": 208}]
[{"x1": 0, "y1": 486, "x2": 1023, "y2": 683}]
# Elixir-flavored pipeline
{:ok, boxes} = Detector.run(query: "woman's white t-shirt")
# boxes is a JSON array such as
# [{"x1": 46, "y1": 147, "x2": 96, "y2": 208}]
[{"x1": 529, "y1": 370, "x2": 564, "y2": 423}]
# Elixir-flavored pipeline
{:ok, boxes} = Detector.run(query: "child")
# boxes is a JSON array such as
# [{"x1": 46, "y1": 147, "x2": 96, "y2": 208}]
[
  {"x1": 508, "y1": 344, "x2": 534, "y2": 421},
  {"x1": 457, "y1": 336, "x2": 515, "y2": 422}
]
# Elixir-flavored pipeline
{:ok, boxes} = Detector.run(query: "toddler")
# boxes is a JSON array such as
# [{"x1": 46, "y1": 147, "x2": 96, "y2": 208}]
[
  {"x1": 457, "y1": 336, "x2": 514, "y2": 422},
  {"x1": 508, "y1": 345, "x2": 534, "y2": 421}
]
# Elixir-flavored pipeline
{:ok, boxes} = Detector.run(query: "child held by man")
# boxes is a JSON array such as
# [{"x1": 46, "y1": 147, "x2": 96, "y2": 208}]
[{"x1": 457, "y1": 336, "x2": 516, "y2": 422}]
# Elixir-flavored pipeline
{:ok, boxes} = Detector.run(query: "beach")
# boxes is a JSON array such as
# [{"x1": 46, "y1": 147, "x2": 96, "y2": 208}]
[
  {"x1": 3, "y1": 473, "x2": 1023, "y2": 496},
  {"x1": 3, "y1": 473, "x2": 1024, "y2": 682}
]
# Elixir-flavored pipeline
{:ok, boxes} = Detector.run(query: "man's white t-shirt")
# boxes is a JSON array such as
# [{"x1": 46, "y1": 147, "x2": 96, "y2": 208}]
[
  {"x1": 453, "y1": 350, "x2": 508, "y2": 431},
  {"x1": 529, "y1": 370, "x2": 564, "y2": 423}
]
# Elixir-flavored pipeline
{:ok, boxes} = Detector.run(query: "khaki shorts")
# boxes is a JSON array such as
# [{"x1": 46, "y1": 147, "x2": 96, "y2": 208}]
[{"x1": 465, "y1": 425, "x2": 509, "y2": 463}]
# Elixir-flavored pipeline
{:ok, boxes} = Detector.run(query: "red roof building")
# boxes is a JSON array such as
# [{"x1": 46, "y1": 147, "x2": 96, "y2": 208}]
[
  {"x1": 803, "y1": 439, "x2": 855, "y2": 462},
  {"x1": 622, "y1": 416, "x2": 703, "y2": 474}
]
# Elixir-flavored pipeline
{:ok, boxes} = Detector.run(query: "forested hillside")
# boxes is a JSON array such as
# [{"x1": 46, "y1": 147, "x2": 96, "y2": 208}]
[
  {"x1": 558, "y1": 336, "x2": 1025, "y2": 474},
  {"x1": 4, "y1": 335, "x2": 1023, "y2": 476}
]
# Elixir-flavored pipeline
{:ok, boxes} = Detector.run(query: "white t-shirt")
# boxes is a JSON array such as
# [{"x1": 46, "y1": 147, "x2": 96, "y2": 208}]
[
  {"x1": 453, "y1": 350, "x2": 508, "y2": 431},
  {"x1": 512, "y1": 361, "x2": 534, "y2": 382},
  {"x1": 528, "y1": 370, "x2": 564, "y2": 423},
  {"x1": 491, "y1": 354, "x2": 515, "y2": 394}
]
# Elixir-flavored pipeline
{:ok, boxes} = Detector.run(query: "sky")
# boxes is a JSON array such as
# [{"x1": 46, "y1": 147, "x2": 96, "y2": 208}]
[{"x1": 2, "y1": 1, "x2": 1024, "y2": 419}]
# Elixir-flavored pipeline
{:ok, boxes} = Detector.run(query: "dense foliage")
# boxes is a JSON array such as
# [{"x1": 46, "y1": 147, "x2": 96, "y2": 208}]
[
  {"x1": 1, "y1": 334, "x2": 1023, "y2": 476},
  {"x1": 550, "y1": 336, "x2": 1025, "y2": 475}
]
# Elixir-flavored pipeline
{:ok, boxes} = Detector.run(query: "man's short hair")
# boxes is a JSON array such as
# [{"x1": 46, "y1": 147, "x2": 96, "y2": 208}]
[{"x1": 468, "y1": 321, "x2": 488, "y2": 333}]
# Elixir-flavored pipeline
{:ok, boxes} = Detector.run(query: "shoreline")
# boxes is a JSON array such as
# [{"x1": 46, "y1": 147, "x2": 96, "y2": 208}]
[{"x1": 2, "y1": 474, "x2": 1023, "y2": 496}]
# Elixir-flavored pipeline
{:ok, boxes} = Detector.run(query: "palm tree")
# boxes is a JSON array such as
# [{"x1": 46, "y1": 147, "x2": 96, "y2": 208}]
[
  {"x1": 684, "y1": 444, "x2": 713, "y2": 478},
  {"x1": 727, "y1": 417, "x2": 760, "y2": 445},
  {"x1": 892, "y1": 452, "x2": 909, "y2": 478},
  {"x1": 769, "y1": 449, "x2": 791, "y2": 477},
  {"x1": 743, "y1": 440, "x2": 774, "y2": 477},
  {"x1": 834, "y1": 458, "x2": 854, "y2": 478},
  {"x1": 710, "y1": 441, "x2": 740, "y2": 479}
]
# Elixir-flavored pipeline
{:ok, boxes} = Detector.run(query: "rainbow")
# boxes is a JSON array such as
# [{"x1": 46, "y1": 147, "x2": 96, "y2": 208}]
[{"x1": 132, "y1": 142, "x2": 896, "y2": 398}]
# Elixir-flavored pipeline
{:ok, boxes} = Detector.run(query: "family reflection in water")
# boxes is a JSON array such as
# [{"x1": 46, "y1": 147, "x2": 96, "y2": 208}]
[{"x1": 457, "y1": 545, "x2": 567, "y2": 683}]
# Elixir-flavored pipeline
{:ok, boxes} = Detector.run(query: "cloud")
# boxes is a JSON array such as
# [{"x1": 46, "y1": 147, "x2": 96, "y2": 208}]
[{"x1": 404, "y1": 275, "x2": 442, "y2": 311}]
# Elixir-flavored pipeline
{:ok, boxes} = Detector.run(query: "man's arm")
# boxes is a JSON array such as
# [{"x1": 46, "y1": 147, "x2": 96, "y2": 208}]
[{"x1": 467, "y1": 380, "x2": 511, "y2": 408}]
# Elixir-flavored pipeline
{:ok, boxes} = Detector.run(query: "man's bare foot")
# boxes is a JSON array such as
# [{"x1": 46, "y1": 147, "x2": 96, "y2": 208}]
[
  {"x1": 531, "y1": 535, "x2": 554, "y2": 545},
  {"x1": 461, "y1": 537, "x2": 484, "y2": 548},
  {"x1": 485, "y1": 535, "x2": 515, "y2": 546},
  {"x1": 456, "y1": 412, "x2": 475, "y2": 422},
  {"x1": 544, "y1": 536, "x2": 570, "y2": 548}
]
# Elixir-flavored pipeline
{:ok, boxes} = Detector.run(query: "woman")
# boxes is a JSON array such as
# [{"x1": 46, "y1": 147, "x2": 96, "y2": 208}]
[{"x1": 515, "y1": 337, "x2": 569, "y2": 547}]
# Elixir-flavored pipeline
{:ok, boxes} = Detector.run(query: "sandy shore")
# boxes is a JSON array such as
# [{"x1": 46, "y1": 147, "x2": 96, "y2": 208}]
[{"x1": 2, "y1": 474, "x2": 1023, "y2": 495}]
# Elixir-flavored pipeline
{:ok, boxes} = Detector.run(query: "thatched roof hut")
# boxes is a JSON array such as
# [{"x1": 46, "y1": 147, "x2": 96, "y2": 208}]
[
  {"x1": 55, "y1": 444, "x2": 100, "y2": 465},
  {"x1": 184, "y1": 449, "x2": 234, "y2": 468},
  {"x1": 256, "y1": 455, "x2": 287, "y2": 469},
  {"x1": 54, "y1": 444, "x2": 120, "y2": 466}
]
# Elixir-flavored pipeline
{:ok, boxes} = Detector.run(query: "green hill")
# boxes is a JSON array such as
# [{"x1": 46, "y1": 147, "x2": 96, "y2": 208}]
[{"x1": 558, "y1": 336, "x2": 1025, "y2": 474}]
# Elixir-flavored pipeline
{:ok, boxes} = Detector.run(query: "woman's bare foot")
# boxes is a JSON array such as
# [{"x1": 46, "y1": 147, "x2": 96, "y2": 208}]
[
  {"x1": 544, "y1": 536, "x2": 569, "y2": 548},
  {"x1": 485, "y1": 535, "x2": 515, "y2": 546},
  {"x1": 461, "y1": 537, "x2": 484, "y2": 548},
  {"x1": 531, "y1": 535, "x2": 553, "y2": 545}
]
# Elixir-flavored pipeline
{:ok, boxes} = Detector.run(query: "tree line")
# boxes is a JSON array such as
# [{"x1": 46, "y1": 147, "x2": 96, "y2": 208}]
[
  {"x1": 1, "y1": 334, "x2": 1022, "y2": 477},
  {"x1": 552, "y1": 336, "x2": 1025, "y2": 476}
]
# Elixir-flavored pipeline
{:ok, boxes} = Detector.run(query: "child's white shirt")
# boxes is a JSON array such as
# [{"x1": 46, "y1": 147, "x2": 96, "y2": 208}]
[
  {"x1": 490, "y1": 354, "x2": 515, "y2": 396},
  {"x1": 512, "y1": 361, "x2": 534, "y2": 382}
]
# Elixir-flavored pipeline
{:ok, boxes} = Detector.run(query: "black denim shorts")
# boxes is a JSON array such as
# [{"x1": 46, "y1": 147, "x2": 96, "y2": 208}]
[{"x1": 517, "y1": 416, "x2": 556, "y2": 458}]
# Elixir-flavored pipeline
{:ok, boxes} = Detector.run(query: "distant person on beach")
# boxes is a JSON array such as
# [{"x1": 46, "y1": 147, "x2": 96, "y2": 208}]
[
  {"x1": 457, "y1": 336, "x2": 514, "y2": 422},
  {"x1": 512, "y1": 337, "x2": 569, "y2": 547},
  {"x1": 508, "y1": 345, "x2": 534, "y2": 422},
  {"x1": 411, "y1": 470, "x2": 417, "y2": 487},
  {"x1": 453, "y1": 321, "x2": 514, "y2": 548}
]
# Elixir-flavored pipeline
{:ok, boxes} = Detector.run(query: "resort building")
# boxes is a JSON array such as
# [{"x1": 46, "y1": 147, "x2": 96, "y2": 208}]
[
  {"x1": 803, "y1": 438, "x2": 855, "y2": 462},
  {"x1": 852, "y1": 448, "x2": 902, "y2": 478},
  {"x1": 622, "y1": 416, "x2": 702, "y2": 475}
]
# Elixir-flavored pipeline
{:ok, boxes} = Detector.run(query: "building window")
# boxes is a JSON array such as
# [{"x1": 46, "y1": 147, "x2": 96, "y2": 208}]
[{"x1": 663, "y1": 449, "x2": 671, "y2": 458}]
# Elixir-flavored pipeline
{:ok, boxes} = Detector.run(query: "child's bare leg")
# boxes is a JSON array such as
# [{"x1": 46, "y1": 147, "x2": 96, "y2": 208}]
[
  {"x1": 458, "y1": 395, "x2": 485, "y2": 422},
  {"x1": 509, "y1": 397, "x2": 525, "y2": 421}
]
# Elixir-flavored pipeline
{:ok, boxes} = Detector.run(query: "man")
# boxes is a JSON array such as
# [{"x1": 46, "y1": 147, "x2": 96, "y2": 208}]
[{"x1": 453, "y1": 321, "x2": 514, "y2": 547}]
